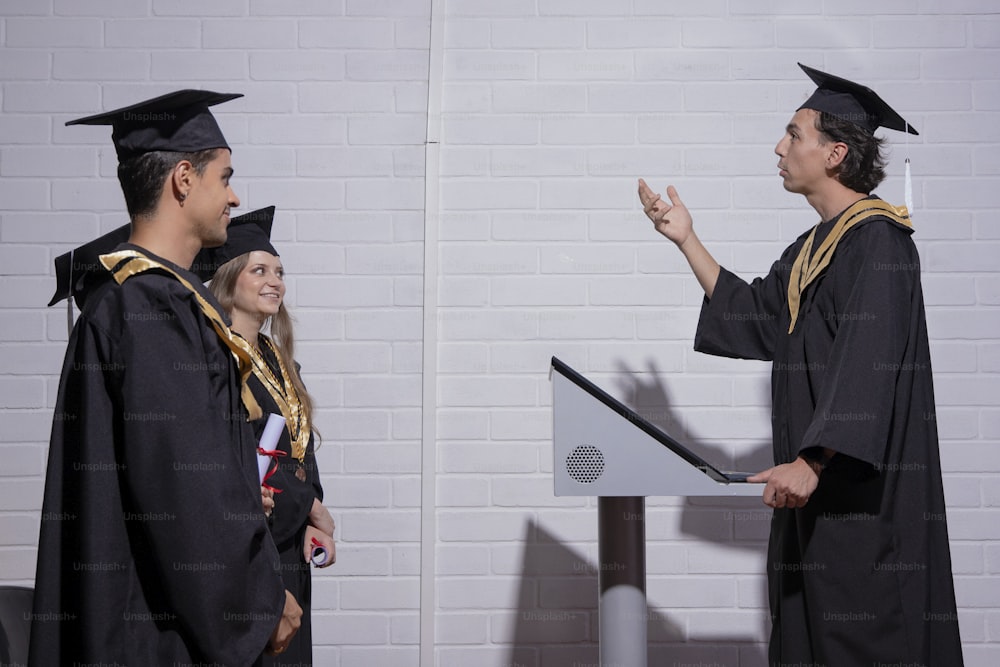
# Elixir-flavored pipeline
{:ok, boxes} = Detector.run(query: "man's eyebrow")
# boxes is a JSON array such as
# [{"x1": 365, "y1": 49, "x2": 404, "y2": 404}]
[
  {"x1": 786, "y1": 122, "x2": 800, "y2": 133},
  {"x1": 222, "y1": 166, "x2": 234, "y2": 177}
]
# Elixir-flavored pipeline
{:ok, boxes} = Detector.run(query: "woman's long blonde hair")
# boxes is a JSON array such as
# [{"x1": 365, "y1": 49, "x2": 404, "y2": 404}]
[{"x1": 209, "y1": 252, "x2": 319, "y2": 442}]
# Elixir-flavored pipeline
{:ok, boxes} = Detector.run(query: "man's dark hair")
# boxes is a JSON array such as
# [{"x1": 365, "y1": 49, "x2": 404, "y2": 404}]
[
  {"x1": 814, "y1": 112, "x2": 888, "y2": 195},
  {"x1": 117, "y1": 148, "x2": 219, "y2": 220}
]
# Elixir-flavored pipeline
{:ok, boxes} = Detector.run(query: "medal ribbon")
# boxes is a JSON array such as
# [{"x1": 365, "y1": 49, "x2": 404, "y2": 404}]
[{"x1": 246, "y1": 336, "x2": 311, "y2": 464}]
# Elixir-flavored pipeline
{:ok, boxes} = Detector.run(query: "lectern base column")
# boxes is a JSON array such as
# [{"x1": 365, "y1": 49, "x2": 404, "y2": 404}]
[{"x1": 598, "y1": 496, "x2": 646, "y2": 667}]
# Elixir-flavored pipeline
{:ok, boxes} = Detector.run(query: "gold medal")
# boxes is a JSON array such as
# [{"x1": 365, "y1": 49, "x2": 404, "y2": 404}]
[{"x1": 295, "y1": 464, "x2": 307, "y2": 482}]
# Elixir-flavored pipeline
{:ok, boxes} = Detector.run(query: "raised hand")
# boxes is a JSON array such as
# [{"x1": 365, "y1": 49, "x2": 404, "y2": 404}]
[{"x1": 637, "y1": 178, "x2": 694, "y2": 248}]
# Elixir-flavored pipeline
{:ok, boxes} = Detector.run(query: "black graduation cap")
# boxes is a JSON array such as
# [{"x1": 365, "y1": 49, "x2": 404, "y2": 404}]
[
  {"x1": 190, "y1": 206, "x2": 277, "y2": 282},
  {"x1": 797, "y1": 63, "x2": 918, "y2": 136},
  {"x1": 66, "y1": 89, "x2": 243, "y2": 162},
  {"x1": 48, "y1": 223, "x2": 131, "y2": 309}
]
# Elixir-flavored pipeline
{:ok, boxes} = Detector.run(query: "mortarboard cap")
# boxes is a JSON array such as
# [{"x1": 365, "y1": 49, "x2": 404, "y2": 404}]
[
  {"x1": 48, "y1": 223, "x2": 131, "y2": 309},
  {"x1": 797, "y1": 63, "x2": 918, "y2": 136},
  {"x1": 191, "y1": 206, "x2": 277, "y2": 282},
  {"x1": 66, "y1": 89, "x2": 243, "y2": 162}
]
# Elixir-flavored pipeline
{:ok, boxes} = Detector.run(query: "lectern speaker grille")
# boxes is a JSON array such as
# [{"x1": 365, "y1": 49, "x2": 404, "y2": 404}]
[{"x1": 566, "y1": 444, "x2": 604, "y2": 483}]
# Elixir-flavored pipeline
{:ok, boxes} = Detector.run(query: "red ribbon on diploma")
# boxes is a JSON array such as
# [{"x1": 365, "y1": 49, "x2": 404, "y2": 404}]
[{"x1": 258, "y1": 447, "x2": 287, "y2": 493}]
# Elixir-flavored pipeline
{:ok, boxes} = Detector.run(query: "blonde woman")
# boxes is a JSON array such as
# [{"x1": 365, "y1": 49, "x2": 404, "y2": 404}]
[{"x1": 197, "y1": 207, "x2": 335, "y2": 665}]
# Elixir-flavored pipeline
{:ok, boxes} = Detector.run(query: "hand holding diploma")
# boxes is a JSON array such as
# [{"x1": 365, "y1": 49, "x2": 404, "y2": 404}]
[
  {"x1": 303, "y1": 525, "x2": 335, "y2": 568},
  {"x1": 260, "y1": 486, "x2": 274, "y2": 517},
  {"x1": 257, "y1": 413, "x2": 287, "y2": 484},
  {"x1": 306, "y1": 497, "x2": 336, "y2": 567}
]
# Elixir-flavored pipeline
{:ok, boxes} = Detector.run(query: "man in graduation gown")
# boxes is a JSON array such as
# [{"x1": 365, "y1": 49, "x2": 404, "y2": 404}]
[
  {"x1": 638, "y1": 64, "x2": 964, "y2": 665},
  {"x1": 30, "y1": 90, "x2": 301, "y2": 665}
]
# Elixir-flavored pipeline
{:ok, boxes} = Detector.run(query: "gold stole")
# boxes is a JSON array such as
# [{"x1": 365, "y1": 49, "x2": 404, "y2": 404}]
[
  {"x1": 246, "y1": 336, "x2": 310, "y2": 463},
  {"x1": 99, "y1": 249, "x2": 263, "y2": 420},
  {"x1": 785, "y1": 199, "x2": 912, "y2": 334}
]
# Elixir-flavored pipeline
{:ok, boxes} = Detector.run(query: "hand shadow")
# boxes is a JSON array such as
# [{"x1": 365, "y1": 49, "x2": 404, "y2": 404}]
[
  {"x1": 612, "y1": 357, "x2": 773, "y2": 656},
  {"x1": 612, "y1": 358, "x2": 772, "y2": 542},
  {"x1": 613, "y1": 357, "x2": 773, "y2": 479}
]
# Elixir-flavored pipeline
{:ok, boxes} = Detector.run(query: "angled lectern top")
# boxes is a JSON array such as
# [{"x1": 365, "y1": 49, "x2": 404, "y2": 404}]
[
  {"x1": 550, "y1": 357, "x2": 761, "y2": 497},
  {"x1": 550, "y1": 357, "x2": 763, "y2": 667}
]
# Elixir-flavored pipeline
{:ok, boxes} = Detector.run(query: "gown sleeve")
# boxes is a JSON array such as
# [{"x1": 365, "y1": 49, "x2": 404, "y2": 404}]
[
  {"x1": 115, "y1": 276, "x2": 285, "y2": 663},
  {"x1": 693, "y1": 245, "x2": 796, "y2": 361},
  {"x1": 297, "y1": 362, "x2": 326, "y2": 506},
  {"x1": 796, "y1": 221, "x2": 918, "y2": 466}
]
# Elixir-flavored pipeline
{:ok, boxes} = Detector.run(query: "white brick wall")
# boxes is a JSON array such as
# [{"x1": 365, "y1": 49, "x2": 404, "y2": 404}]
[
  {"x1": 0, "y1": 2, "x2": 428, "y2": 666},
  {"x1": 2, "y1": 2, "x2": 999, "y2": 667},
  {"x1": 432, "y1": 3, "x2": 1000, "y2": 667}
]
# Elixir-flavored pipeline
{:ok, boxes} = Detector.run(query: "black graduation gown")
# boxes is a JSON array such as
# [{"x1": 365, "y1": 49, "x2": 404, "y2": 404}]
[
  {"x1": 694, "y1": 203, "x2": 964, "y2": 665},
  {"x1": 252, "y1": 340, "x2": 324, "y2": 667},
  {"x1": 29, "y1": 245, "x2": 286, "y2": 667}
]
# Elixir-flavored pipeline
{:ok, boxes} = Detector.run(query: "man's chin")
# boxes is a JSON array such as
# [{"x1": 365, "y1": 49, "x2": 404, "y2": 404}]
[{"x1": 202, "y1": 229, "x2": 228, "y2": 248}]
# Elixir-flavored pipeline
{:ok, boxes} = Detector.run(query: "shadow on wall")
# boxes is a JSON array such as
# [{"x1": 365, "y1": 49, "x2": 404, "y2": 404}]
[
  {"x1": 500, "y1": 359, "x2": 774, "y2": 665},
  {"x1": 503, "y1": 519, "x2": 769, "y2": 666},
  {"x1": 611, "y1": 359, "x2": 773, "y2": 476},
  {"x1": 617, "y1": 359, "x2": 773, "y2": 665}
]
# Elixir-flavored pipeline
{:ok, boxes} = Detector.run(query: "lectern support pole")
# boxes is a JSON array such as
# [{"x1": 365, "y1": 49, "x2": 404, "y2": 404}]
[{"x1": 598, "y1": 495, "x2": 646, "y2": 667}]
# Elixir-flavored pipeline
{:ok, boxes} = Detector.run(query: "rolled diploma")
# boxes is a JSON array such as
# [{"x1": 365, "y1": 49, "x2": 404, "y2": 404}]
[
  {"x1": 311, "y1": 545, "x2": 329, "y2": 566},
  {"x1": 257, "y1": 413, "x2": 287, "y2": 484}
]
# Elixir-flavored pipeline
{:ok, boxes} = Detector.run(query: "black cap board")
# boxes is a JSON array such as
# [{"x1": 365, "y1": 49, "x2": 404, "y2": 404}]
[
  {"x1": 797, "y1": 63, "x2": 918, "y2": 136},
  {"x1": 191, "y1": 206, "x2": 277, "y2": 282},
  {"x1": 48, "y1": 223, "x2": 131, "y2": 309},
  {"x1": 66, "y1": 89, "x2": 243, "y2": 162}
]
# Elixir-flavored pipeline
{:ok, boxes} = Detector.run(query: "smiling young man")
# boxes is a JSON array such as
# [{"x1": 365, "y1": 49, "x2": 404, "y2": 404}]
[
  {"x1": 638, "y1": 64, "x2": 964, "y2": 665},
  {"x1": 31, "y1": 91, "x2": 301, "y2": 666}
]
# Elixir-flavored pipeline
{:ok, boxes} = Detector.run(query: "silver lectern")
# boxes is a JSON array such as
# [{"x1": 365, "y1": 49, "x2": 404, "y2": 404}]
[{"x1": 550, "y1": 357, "x2": 762, "y2": 667}]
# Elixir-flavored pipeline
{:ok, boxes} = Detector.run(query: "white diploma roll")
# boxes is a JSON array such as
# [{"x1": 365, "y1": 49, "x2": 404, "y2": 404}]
[
  {"x1": 311, "y1": 545, "x2": 330, "y2": 567},
  {"x1": 257, "y1": 413, "x2": 286, "y2": 484}
]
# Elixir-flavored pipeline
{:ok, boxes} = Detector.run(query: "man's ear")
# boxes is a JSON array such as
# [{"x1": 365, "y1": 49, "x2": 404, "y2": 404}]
[
  {"x1": 171, "y1": 159, "x2": 195, "y2": 202},
  {"x1": 826, "y1": 142, "x2": 849, "y2": 169}
]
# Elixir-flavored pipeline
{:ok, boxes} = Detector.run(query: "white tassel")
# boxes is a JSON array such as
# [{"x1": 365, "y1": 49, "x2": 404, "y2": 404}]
[
  {"x1": 904, "y1": 158, "x2": 913, "y2": 215},
  {"x1": 904, "y1": 119, "x2": 913, "y2": 216},
  {"x1": 66, "y1": 249, "x2": 75, "y2": 336}
]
